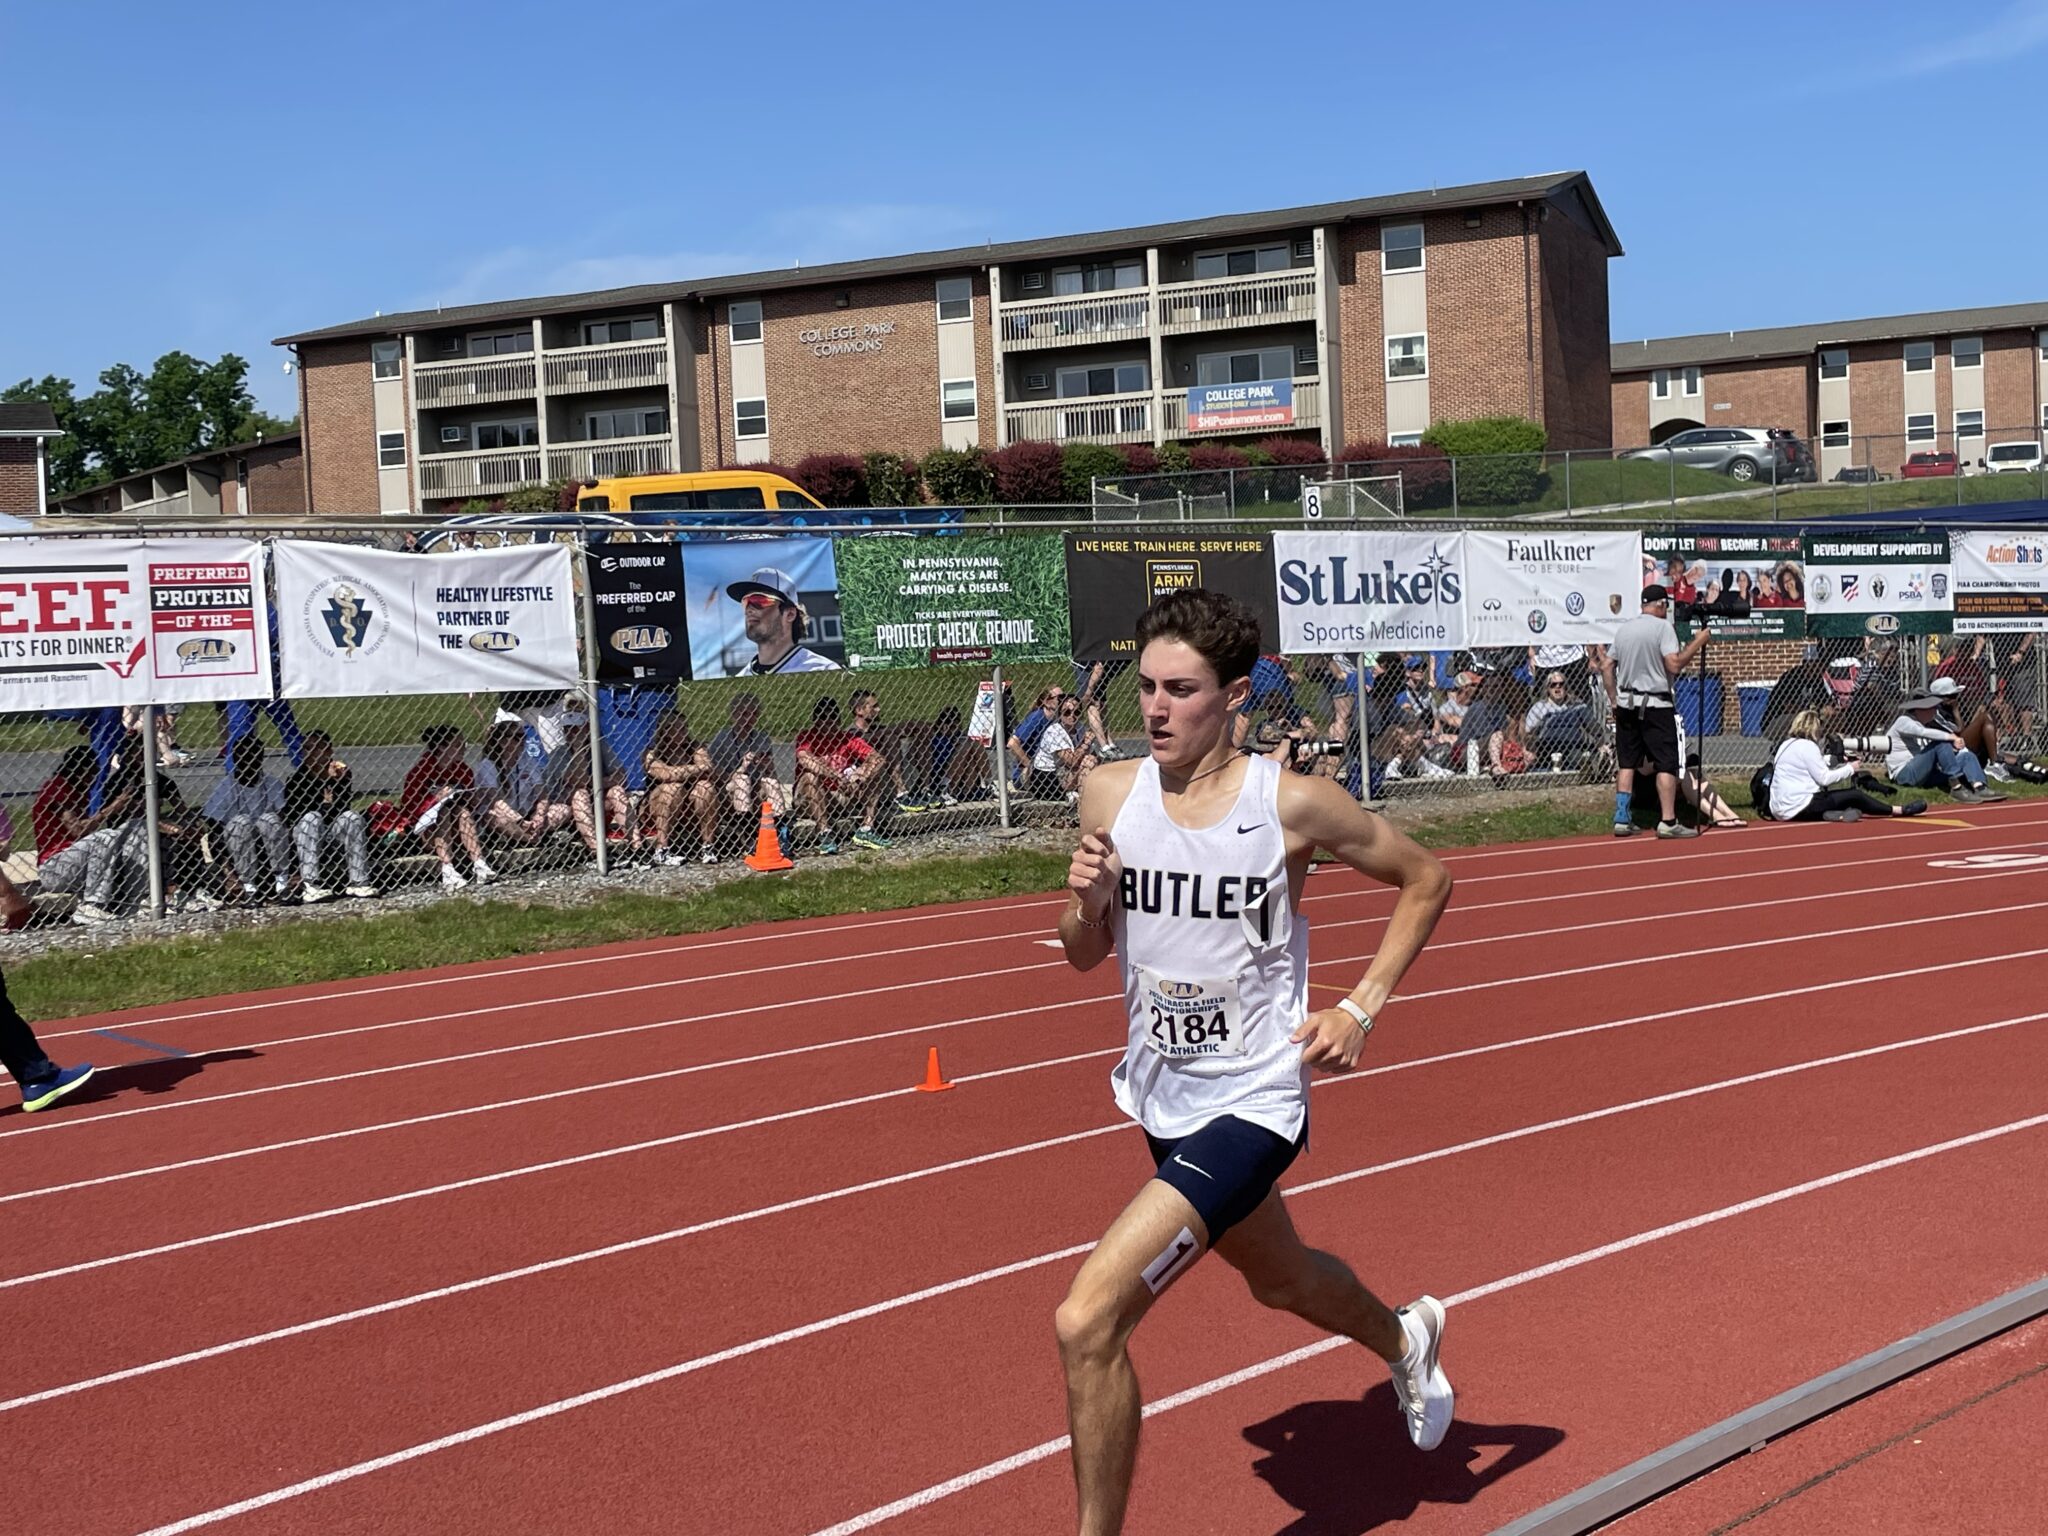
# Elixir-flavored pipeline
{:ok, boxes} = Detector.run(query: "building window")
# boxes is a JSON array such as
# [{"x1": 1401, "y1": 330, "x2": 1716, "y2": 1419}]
[
  {"x1": 582, "y1": 316, "x2": 658, "y2": 346},
  {"x1": 729, "y1": 301, "x2": 763, "y2": 344},
  {"x1": 1904, "y1": 341, "x2": 1935, "y2": 372},
  {"x1": 1906, "y1": 412, "x2": 1936, "y2": 442},
  {"x1": 1057, "y1": 363, "x2": 1148, "y2": 397},
  {"x1": 467, "y1": 329, "x2": 532, "y2": 358},
  {"x1": 1381, "y1": 223, "x2": 1424, "y2": 273},
  {"x1": 2040, "y1": 330, "x2": 2048, "y2": 361},
  {"x1": 1821, "y1": 419, "x2": 1851, "y2": 448},
  {"x1": 1052, "y1": 260, "x2": 1144, "y2": 295},
  {"x1": 1952, "y1": 336, "x2": 1983, "y2": 369},
  {"x1": 1294, "y1": 342, "x2": 1318, "y2": 370},
  {"x1": 1197, "y1": 347, "x2": 1293, "y2": 386},
  {"x1": 1651, "y1": 369, "x2": 1671, "y2": 400},
  {"x1": 372, "y1": 341, "x2": 402, "y2": 380},
  {"x1": 474, "y1": 419, "x2": 538, "y2": 450},
  {"x1": 586, "y1": 407, "x2": 666, "y2": 440},
  {"x1": 936, "y1": 277, "x2": 973, "y2": 323},
  {"x1": 1956, "y1": 409, "x2": 1985, "y2": 441},
  {"x1": 1681, "y1": 366, "x2": 1702, "y2": 397},
  {"x1": 941, "y1": 379, "x2": 977, "y2": 420},
  {"x1": 376, "y1": 431, "x2": 406, "y2": 469},
  {"x1": 735, "y1": 397, "x2": 768, "y2": 438},
  {"x1": 1389, "y1": 432, "x2": 1424, "y2": 447},
  {"x1": 1385, "y1": 334, "x2": 1428, "y2": 380},
  {"x1": 1819, "y1": 348, "x2": 1848, "y2": 380},
  {"x1": 1193, "y1": 244, "x2": 1290, "y2": 279}
]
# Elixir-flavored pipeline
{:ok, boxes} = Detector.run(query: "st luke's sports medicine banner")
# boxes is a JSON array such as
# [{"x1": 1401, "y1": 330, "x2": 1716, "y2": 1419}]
[
  {"x1": 274, "y1": 541, "x2": 579, "y2": 698},
  {"x1": 1463, "y1": 531, "x2": 1640, "y2": 647},
  {"x1": 1951, "y1": 529, "x2": 2048, "y2": 633},
  {"x1": 837, "y1": 533, "x2": 1070, "y2": 669},
  {"x1": 588, "y1": 543, "x2": 692, "y2": 682},
  {"x1": 1271, "y1": 530, "x2": 1467, "y2": 655},
  {"x1": 1064, "y1": 532, "x2": 1279, "y2": 662},
  {"x1": 0, "y1": 538, "x2": 269, "y2": 710},
  {"x1": 1802, "y1": 532, "x2": 1953, "y2": 638}
]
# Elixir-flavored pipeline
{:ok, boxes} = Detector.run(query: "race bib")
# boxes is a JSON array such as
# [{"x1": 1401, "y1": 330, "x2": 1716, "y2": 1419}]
[{"x1": 1137, "y1": 967, "x2": 1245, "y2": 1060}]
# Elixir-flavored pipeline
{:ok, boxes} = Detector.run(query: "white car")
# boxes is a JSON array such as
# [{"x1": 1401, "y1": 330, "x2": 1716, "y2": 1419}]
[{"x1": 1984, "y1": 441, "x2": 2044, "y2": 474}]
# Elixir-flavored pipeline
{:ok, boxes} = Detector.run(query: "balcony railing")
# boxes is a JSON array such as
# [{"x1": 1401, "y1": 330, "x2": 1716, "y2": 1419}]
[
  {"x1": 418, "y1": 444, "x2": 545, "y2": 497},
  {"x1": 1155, "y1": 270, "x2": 1319, "y2": 335},
  {"x1": 411, "y1": 354, "x2": 539, "y2": 407},
  {"x1": 546, "y1": 434, "x2": 673, "y2": 482},
  {"x1": 997, "y1": 290, "x2": 1152, "y2": 350},
  {"x1": 1164, "y1": 377, "x2": 1322, "y2": 436},
  {"x1": 542, "y1": 339, "x2": 668, "y2": 396},
  {"x1": 1004, "y1": 389, "x2": 1155, "y2": 446}
]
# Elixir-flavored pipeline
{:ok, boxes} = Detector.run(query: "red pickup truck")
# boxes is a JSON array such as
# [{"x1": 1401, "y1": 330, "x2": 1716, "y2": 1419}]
[{"x1": 1900, "y1": 452, "x2": 1961, "y2": 478}]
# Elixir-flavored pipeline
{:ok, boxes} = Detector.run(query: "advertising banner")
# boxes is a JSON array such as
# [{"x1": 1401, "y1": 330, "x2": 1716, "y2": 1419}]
[
  {"x1": 1185, "y1": 380, "x2": 1294, "y2": 434},
  {"x1": 837, "y1": 533, "x2": 1070, "y2": 669},
  {"x1": 1802, "y1": 531, "x2": 1953, "y2": 638},
  {"x1": 1464, "y1": 531, "x2": 1640, "y2": 647},
  {"x1": 1271, "y1": 531, "x2": 1467, "y2": 655},
  {"x1": 1952, "y1": 529, "x2": 2048, "y2": 633},
  {"x1": 1639, "y1": 530, "x2": 1806, "y2": 638},
  {"x1": 275, "y1": 541, "x2": 579, "y2": 698},
  {"x1": 0, "y1": 538, "x2": 269, "y2": 710},
  {"x1": 588, "y1": 543, "x2": 692, "y2": 681},
  {"x1": 1064, "y1": 532, "x2": 1278, "y2": 662},
  {"x1": 676, "y1": 534, "x2": 843, "y2": 678}
]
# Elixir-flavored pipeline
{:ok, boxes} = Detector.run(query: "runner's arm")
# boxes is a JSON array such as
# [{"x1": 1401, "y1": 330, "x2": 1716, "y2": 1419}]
[{"x1": 1059, "y1": 767, "x2": 1128, "y2": 971}]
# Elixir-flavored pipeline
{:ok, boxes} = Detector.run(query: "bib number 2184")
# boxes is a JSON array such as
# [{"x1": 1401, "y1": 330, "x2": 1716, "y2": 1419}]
[{"x1": 1137, "y1": 969, "x2": 1245, "y2": 1060}]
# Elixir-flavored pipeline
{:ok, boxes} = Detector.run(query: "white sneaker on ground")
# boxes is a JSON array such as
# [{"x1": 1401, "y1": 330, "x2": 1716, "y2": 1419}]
[
  {"x1": 440, "y1": 864, "x2": 466, "y2": 891},
  {"x1": 1986, "y1": 762, "x2": 2014, "y2": 783},
  {"x1": 301, "y1": 885, "x2": 337, "y2": 904},
  {"x1": 344, "y1": 884, "x2": 381, "y2": 899},
  {"x1": 71, "y1": 903, "x2": 118, "y2": 926},
  {"x1": 184, "y1": 889, "x2": 224, "y2": 912},
  {"x1": 1389, "y1": 1295, "x2": 1453, "y2": 1451},
  {"x1": 471, "y1": 860, "x2": 497, "y2": 884}
]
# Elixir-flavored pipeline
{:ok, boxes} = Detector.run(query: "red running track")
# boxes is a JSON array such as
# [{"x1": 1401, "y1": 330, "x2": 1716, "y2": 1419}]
[{"x1": 4, "y1": 806, "x2": 2048, "y2": 1534}]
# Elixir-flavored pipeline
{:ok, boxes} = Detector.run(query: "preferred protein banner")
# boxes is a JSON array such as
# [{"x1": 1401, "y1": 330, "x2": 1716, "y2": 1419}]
[
  {"x1": 1464, "y1": 531, "x2": 1639, "y2": 648},
  {"x1": 1952, "y1": 529, "x2": 2048, "y2": 633},
  {"x1": 1802, "y1": 531, "x2": 1953, "y2": 638},
  {"x1": 0, "y1": 538, "x2": 269, "y2": 710},
  {"x1": 588, "y1": 543, "x2": 692, "y2": 681},
  {"x1": 838, "y1": 533, "x2": 1070, "y2": 669},
  {"x1": 1640, "y1": 530, "x2": 1807, "y2": 638},
  {"x1": 275, "y1": 541, "x2": 579, "y2": 698},
  {"x1": 1271, "y1": 530, "x2": 1467, "y2": 655},
  {"x1": 1064, "y1": 532, "x2": 1278, "y2": 662}
]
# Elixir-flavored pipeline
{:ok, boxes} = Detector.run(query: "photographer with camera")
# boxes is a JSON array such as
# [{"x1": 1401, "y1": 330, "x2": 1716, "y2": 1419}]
[
  {"x1": 1769, "y1": 710, "x2": 1926, "y2": 822},
  {"x1": 1885, "y1": 690, "x2": 2006, "y2": 804},
  {"x1": 1601, "y1": 585, "x2": 1710, "y2": 838}
]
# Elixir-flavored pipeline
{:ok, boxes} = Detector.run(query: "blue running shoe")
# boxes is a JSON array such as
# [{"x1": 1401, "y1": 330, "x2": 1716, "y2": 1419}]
[{"x1": 22, "y1": 1062, "x2": 95, "y2": 1113}]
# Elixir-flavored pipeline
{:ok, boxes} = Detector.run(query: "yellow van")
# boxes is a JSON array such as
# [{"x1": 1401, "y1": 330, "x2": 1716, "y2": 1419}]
[{"x1": 576, "y1": 469, "x2": 823, "y2": 513}]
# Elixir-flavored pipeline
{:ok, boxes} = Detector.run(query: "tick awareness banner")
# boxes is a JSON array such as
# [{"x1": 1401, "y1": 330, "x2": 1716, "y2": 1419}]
[
  {"x1": 274, "y1": 541, "x2": 579, "y2": 698},
  {"x1": 0, "y1": 539, "x2": 269, "y2": 710},
  {"x1": 588, "y1": 543, "x2": 692, "y2": 682},
  {"x1": 1802, "y1": 532, "x2": 1953, "y2": 638},
  {"x1": 1271, "y1": 531, "x2": 1467, "y2": 655},
  {"x1": 1951, "y1": 529, "x2": 2048, "y2": 633},
  {"x1": 1064, "y1": 532, "x2": 1279, "y2": 662},
  {"x1": 837, "y1": 533, "x2": 1070, "y2": 670},
  {"x1": 1463, "y1": 531, "x2": 1640, "y2": 647},
  {"x1": 1640, "y1": 530, "x2": 1806, "y2": 639}
]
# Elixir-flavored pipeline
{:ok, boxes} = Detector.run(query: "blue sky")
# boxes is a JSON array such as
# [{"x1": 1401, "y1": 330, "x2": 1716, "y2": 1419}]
[{"x1": 9, "y1": 0, "x2": 2048, "y2": 417}]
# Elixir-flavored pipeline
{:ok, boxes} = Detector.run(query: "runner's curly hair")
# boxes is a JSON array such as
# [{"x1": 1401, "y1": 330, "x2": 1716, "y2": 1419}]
[{"x1": 1134, "y1": 587, "x2": 1260, "y2": 686}]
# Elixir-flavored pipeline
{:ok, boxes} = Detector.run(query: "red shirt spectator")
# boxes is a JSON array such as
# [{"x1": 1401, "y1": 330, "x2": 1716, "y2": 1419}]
[
  {"x1": 796, "y1": 723, "x2": 875, "y2": 777},
  {"x1": 32, "y1": 774, "x2": 87, "y2": 861},
  {"x1": 398, "y1": 747, "x2": 475, "y2": 828}
]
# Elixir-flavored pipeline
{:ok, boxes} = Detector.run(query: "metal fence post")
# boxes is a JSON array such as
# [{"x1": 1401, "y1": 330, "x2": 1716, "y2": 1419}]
[
  {"x1": 141, "y1": 704, "x2": 165, "y2": 919},
  {"x1": 1563, "y1": 451, "x2": 1572, "y2": 515},
  {"x1": 1668, "y1": 452, "x2": 1676, "y2": 508},
  {"x1": 575, "y1": 547, "x2": 609, "y2": 875},
  {"x1": 1354, "y1": 652, "x2": 1374, "y2": 810},
  {"x1": 991, "y1": 661, "x2": 1012, "y2": 830},
  {"x1": 1449, "y1": 456, "x2": 1459, "y2": 517}
]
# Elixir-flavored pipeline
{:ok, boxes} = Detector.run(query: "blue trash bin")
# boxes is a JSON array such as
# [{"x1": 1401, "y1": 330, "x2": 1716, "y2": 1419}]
[
  {"x1": 1675, "y1": 675, "x2": 1723, "y2": 739},
  {"x1": 596, "y1": 685, "x2": 670, "y2": 791},
  {"x1": 1737, "y1": 682, "x2": 1772, "y2": 737}
]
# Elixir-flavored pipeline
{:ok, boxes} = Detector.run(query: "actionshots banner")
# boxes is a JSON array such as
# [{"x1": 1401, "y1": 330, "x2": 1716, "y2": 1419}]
[
  {"x1": 0, "y1": 539, "x2": 269, "y2": 710},
  {"x1": 1463, "y1": 531, "x2": 1640, "y2": 648},
  {"x1": 1640, "y1": 531, "x2": 1806, "y2": 638},
  {"x1": 1802, "y1": 531, "x2": 1953, "y2": 638},
  {"x1": 837, "y1": 533, "x2": 1070, "y2": 670},
  {"x1": 1951, "y1": 529, "x2": 2048, "y2": 633},
  {"x1": 274, "y1": 541, "x2": 579, "y2": 698},
  {"x1": 588, "y1": 543, "x2": 691, "y2": 682},
  {"x1": 1064, "y1": 532, "x2": 1278, "y2": 662},
  {"x1": 1271, "y1": 531, "x2": 1467, "y2": 655}
]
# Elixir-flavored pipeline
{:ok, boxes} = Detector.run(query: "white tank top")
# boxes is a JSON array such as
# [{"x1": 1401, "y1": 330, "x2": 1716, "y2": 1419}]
[{"x1": 1107, "y1": 753, "x2": 1310, "y2": 1142}]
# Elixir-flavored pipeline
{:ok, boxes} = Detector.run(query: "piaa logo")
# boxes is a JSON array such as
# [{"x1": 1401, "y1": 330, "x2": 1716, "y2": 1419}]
[
  {"x1": 176, "y1": 637, "x2": 236, "y2": 667},
  {"x1": 467, "y1": 631, "x2": 520, "y2": 653},
  {"x1": 1157, "y1": 979, "x2": 1206, "y2": 999},
  {"x1": 611, "y1": 625, "x2": 670, "y2": 655},
  {"x1": 1865, "y1": 614, "x2": 1900, "y2": 635}
]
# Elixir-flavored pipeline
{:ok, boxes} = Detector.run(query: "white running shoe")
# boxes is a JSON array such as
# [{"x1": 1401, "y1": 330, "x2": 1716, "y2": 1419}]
[
  {"x1": 471, "y1": 860, "x2": 497, "y2": 885},
  {"x1": 301, "y1": 885, "x2": 337, "y2": 905},
  {"x1": 1389, "y1": 1296, "x2": 1454, "y2": 1451},
  {"x1": 440, "y1": 864, "x2": 467, "y2": 891},
  {"x1": 344, "y1": 883, "x2": 382, "y2": 899},
  {"x1": 71, "y1": 903, "x2": 118, "y2": 926}
]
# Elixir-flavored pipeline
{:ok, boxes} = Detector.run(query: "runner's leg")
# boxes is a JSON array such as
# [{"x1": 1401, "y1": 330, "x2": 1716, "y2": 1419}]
[{"x1": 1212, "y1": 1189, "x2": 1405, "y2": 1361}]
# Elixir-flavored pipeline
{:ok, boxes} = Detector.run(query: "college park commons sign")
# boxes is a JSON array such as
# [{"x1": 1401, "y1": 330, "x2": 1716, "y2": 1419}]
[{"x1": 796, "y1": 321, "x2": 896, "y2": 358}]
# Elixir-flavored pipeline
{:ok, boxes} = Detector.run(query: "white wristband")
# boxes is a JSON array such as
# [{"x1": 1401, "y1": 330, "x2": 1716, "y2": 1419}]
[{"x1": 1333, "y1": 997, "x2": 1375, "y2": 1036}]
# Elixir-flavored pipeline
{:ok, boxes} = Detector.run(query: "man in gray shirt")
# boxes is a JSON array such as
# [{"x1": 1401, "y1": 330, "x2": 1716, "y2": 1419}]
[{"x1": 1602, "y1": 584, "x2": 1710, "y2": 837}]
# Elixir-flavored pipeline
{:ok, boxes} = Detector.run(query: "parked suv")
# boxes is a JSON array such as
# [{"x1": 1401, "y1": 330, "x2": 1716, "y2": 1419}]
[
  {"x1": 1985, "y1": 441, "x2": 2044, "y2": 474},
  {"x1": 1620, "y1": 427, "x2": 1793, "y2": 483}
]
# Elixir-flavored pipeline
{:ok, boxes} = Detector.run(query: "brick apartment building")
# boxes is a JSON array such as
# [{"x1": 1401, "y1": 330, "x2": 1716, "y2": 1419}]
[
  {"x1": 275, "y1": 171, "x2": 1621, "y2": 514},
  {"x1": 50, "y1": 433, "x2": 305, "y2": 519},
  {"x1": 1612, "y1": 301, "x2": 2048, "y2": 480},
  {"x1": 0, "y1": 403, "x2": 63, "y2": 518}
]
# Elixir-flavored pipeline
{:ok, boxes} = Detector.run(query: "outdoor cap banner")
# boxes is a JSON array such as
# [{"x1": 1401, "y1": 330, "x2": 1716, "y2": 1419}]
[
  {"x1": 274, "y1": 541, "x2": 579, "y2": 698},
  {"x1": 1463, "y1": 531, "x2": 1640, "y2": 647},
  {"x1": 837, "y1": 533, "x2": 1070, "y2": 669},
  {"x1": 0, "y1": 538, "x2": 270, "y2": 710},
  {"x1": 1639, "y1": 530, "x2": 1806, "y2": 638},
  {"x1": 588, "y1": 543, "x2": 692, "y2": 682},
  {"x1": 1271, "y1": 531, "x2": 1467, "y2": 655},
  {"x1": 1802, "y1": 531, "x2": 1953, "y2": 637},
  {"x1": 1064, "y1": 532, "x2": 1279, "y2": 662},
  {"x1": 1952, "y1": 529, "x2": 2048, "y2": 633}
]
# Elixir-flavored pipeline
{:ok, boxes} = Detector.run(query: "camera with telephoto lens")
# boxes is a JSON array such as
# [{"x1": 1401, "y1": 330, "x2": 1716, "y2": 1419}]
[
  {"x1": 1825, "y1": 733, "x2": 1891, "y2": 766},
  {"x1": 1289, "y1": 737, "x2": 1345, "y2": 765}
]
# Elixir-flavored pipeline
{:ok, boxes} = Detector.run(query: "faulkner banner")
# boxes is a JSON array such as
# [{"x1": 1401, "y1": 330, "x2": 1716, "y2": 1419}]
[
  {"x1": 1463, "y1": 531, "x2": 1640, "y2": 647},
  {"x1": 837, "y1": 533, "x2": 1071, "y2": 669},
  {"x1": 1802, "y1": 531, "x2": 1954, "y2": 638},
  {"x1": 1640, "y1": 530, "x2": 1807, "y2": 638},
  {"x1": 1064, "y1": 532, "x2": 1279, "y2": 662},
  {"x1": 588, "y1": 543, "x2": 692, "y2": 682},
  {"x1": 1951, "y1": 529, "x2": 2048, "y2": 633},
  {"x1": 1271, "y1": 531, "x2": 1467, "y2": 655},
  {"x1": 274, "y1": 541, "x2": 580, "y2": 698},
  {"x1": 0, "y1": 538, "x2": 270, "y2": 710}
]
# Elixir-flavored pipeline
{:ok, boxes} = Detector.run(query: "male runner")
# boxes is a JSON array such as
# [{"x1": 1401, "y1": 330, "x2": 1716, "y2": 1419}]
[{"x1": 1056, "y1": 587, "x2": 1455, "y2": 1535}]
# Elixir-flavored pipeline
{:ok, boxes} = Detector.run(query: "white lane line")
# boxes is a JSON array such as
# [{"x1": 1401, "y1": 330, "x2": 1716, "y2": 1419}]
[
  {"x1": 806, "y1": 1108, "x2": 2048, "y2": 1535},
  {"x1": 123, "y1": 1072, "x2": 2048, "y2": 1535}
]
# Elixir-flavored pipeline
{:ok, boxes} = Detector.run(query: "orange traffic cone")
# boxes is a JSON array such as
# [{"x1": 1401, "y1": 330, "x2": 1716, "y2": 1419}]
[
  {"x1": 914, "y1": 1046, "x2": 954, "y2": 1093},
  {"x1": 742, "y1": 800, "x2": 794, "y2": 873}
]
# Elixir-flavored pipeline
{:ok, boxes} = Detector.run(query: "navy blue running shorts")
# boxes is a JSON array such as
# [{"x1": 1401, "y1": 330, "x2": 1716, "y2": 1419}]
[{"x1": 1143, "y1": 1115, "x2": 1305, "y2": 1244}]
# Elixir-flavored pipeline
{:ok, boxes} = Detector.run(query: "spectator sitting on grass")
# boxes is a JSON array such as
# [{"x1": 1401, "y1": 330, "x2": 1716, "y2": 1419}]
[
  {"x1": 401, "y1": 724, "x2": 496, "y2": 891},
  {"x1": 31, "y1": 745, "x2": 146, "y2": 925},
  {"x1": 794, "y1": 696, "x2": 888, "y2": 853},
  {"x1": 922, "y1": 704, "x2": 982, "y2": 806},
  {"x1": 285, "y1": 730, "x2": 378, "y2": 903},
  {"x1": 1928, "y1": 654, "x2": 2019, "y2": 782},
  {"x1": 545, "y1": 713, "x2": 634, "y2": 864},
  {"x1": 641, "y1": 711, "x2": 719, "y2": 865},
  {"x1": 153, "y1": 776, "x2": 225, "y2": 913},
  {"x1": 1771, "y1": 709, "x2": 1924, "y2": 823},
  {"x1": 1885, "y1": 690, "x2": 2007, "y2": 804},
  {"x1": 474, "y1": 721, "x2": 573, "y2": 850},
  {"x1": 1030, "y1": 694, "x2": 1099, "y2": 808},
  {"x1": 850, "y1": 689, "x2": 926, "y2": 814},
  {"x1": 1524, "y1": 671, "x2": 1595, "y2": 768},
  {"x1": 708, "y1": 692, "x2": 786, "y2": 842},
  {"x1": 203, "y1": 739, "x2": 293, "y2": 906}
]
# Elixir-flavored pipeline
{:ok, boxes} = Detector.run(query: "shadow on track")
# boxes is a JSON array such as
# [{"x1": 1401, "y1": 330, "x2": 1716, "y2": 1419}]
[{"x1": 2, "y1": 1049, "x2": 265, "y2": 1117}]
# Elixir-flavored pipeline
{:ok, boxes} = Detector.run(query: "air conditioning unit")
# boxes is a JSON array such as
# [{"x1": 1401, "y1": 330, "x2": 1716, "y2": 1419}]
[
  {"x1": 1295, "y1": 345, "x2": 1318, "y2": 367},
  {"x1": 1024, "y1": 372, "x2": 1050, "y2": 392},
  {"x1": 440, "y1": 425, "x2": 466, "y2": 445},
  {"x1": 1292, "y1": 238, "x2": 1314, "y2": 260},
  {"x1": 1021, "y1": 272, "x2": 1047, "y2": 292}
]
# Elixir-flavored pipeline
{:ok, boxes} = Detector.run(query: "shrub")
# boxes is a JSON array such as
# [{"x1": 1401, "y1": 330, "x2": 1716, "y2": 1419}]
[
  {"x1": 1119, "y1": 443, "x2": 1161, "y2": 477},
  {"x1": 791, "y1": 453, "x2": 871, "y2": 508},
  {"x1": 1158, "y1": 441, "x2": 1192, "y2": 473},
  {"x1": 1186, "y1": 443, "x2": 1250, "y2": 472},
  {"x1": 990, "y1": 441, "x2": 1067, "y2": 505},
  {"x1": 1060, "y1": 443, "x2": 1128, "y2": 503},
  {"x1": 1256, "y1": 436, "x2": 1327, "y2": 467},
  {"x1": 1422, "y1": 416, "x2": 1549, "y2": 507},
  {"x1": 499, "y1": 478, "x2": 576, "y2": 514},
  {"x1": 863, "y1": 451, "x2": 923, "y2": 507},
  {"x1": 920, "y1": 445, "x2": 995, "y2": 505},
  {"x1": 1335, "y1": 440, "x2": 1453, "y2": 510}
]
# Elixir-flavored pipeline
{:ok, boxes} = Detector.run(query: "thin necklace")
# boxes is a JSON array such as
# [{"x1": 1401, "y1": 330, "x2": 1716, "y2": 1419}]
[{"x1": 1161, "y1": 754, "x2": 1240, "y2": 791}]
